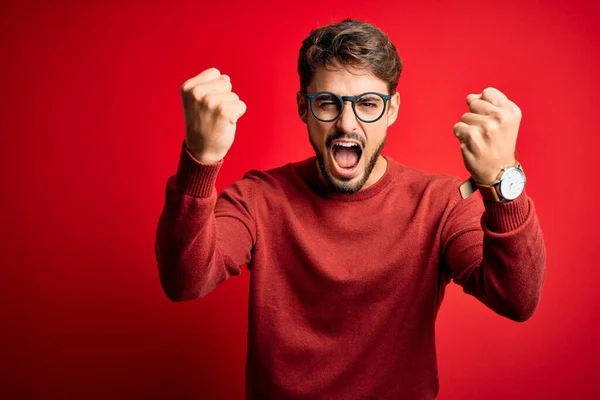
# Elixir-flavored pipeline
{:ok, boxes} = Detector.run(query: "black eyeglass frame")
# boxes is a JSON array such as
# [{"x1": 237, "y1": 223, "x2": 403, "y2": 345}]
[{"x1": 305, "y1": 91, "x2": 392, "y2": 123}]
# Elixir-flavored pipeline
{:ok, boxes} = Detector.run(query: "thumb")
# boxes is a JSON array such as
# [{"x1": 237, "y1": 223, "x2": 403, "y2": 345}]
[{"x1": 228, "y1": 100, "x2": 247, "y2": 124}]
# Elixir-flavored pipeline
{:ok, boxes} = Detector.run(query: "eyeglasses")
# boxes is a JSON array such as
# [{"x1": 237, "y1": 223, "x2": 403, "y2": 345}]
[{"x1": 306, "y1": 91, "x2": 392, "y2": 123}]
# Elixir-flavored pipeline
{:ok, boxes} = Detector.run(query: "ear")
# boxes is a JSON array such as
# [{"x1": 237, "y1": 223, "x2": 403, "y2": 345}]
[
  {"x1": 297, "y1": 91, "x2": 308, "y2": 124},
  {"x1": 386, "y1": 92, "x2": 401, "y2": 127}
]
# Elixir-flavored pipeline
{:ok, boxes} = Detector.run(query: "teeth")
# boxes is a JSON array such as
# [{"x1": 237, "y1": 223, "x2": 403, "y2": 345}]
[{"x1": 334, "y1": 142, "x2": 358, "y2": 147}]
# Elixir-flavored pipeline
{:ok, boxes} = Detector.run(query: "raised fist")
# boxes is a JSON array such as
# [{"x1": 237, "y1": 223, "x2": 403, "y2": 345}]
[
  {"x1": 453, "y1": 87, "x2": 521, "y2": 184},
  {"x1": 180, "y1": 68, "x2": 247, "y2": 164}
]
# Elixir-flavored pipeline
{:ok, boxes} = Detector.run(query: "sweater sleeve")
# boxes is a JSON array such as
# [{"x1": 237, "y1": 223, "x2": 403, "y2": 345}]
[
  {"x1": 154, "y1": 142, "x2": 256, "y2": 301},
  {"x1": 440, "y1": 183, "x2": 547, "y2": 322}
]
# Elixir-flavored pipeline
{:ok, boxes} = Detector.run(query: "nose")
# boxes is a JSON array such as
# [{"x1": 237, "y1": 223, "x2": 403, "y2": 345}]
[{"x1": 335, "y1": 100, "x2": 359, "y2": 133}]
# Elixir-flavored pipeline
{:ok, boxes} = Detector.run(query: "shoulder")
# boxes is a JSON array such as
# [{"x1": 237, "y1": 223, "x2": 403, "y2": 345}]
[
  {"x1": 386, "y1": 156, "x2": 462, "y2": 197},
  {"x1": 385, "y1": 156, "x2": 480, "y2": 222},
  {"x1": 243, "y1": 157, "x2": 308, "y2": 182},
  {"x1": 226, "y1": 158, "x2": 312, "y2": 199}
]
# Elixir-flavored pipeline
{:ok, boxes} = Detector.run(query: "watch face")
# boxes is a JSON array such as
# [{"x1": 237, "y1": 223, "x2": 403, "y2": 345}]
[{"x1": 499, "y1": 167, "x2": 526, "y2": 200}]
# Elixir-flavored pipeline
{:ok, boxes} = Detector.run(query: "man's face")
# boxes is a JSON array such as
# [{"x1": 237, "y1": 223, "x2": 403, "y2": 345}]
[{"x1": 297, "y1": 65, "x2": 400, "y2": 194}]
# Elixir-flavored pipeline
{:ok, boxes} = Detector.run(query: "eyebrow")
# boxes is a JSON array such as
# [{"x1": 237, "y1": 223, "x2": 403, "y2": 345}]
[
  {"x1": 314, "y1": 92, "x2": 383, "y2": 100},
  {"x1": 315, "y1": 94, "x2": 337, "y2": 100},
  {"x1": 357, "y1": 95, "x2": 379, "y2": 100}
]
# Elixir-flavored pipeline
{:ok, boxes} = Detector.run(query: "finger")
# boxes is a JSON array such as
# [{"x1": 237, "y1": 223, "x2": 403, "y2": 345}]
[
  {"x1": 181, "y1": 68, "x2": 222, "y2": 92},
  {"x1": 212, "y1": 100, "x2": 247, "y2": 127},
  {"x1": 460, "y1": 112, "x2": 488, "y2": 127},
  {"x1": 226, "y1": 100, "x2": 247, "y2": 124},
  {"x1": 453, "y1": 121, "x2": 485, "y2": 154},
  {"x1": 453, "y1": 121, "x2": 471, "y2": 142},
  {"x1": 197, "y1": 91, "x2": 240, "y2": 108},
  {"x1": 466, "y1": 93, "x2": 482, "y2": 105},
  {"x1": 454, "y1": 122, "x2": 481, "y2": 160},
  {"x1": 460, "y1": 113, "x2": 499, "y2": 140},
  {"x1": 467, "y1": 98, "x2": 499, "y2": 115},
  {"x1": 481, "y1": 87, "x2": 509, "y2": 107},
  {"x1": 190, "y1": 78, "x2": 233, "y2": 96},
  {"x1": 466, "y1": 111, "x2": 503, "y2": 136}
]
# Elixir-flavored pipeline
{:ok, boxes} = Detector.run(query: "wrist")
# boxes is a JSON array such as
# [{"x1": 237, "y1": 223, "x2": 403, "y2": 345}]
[
  {"x1": 184, "y1": 140, "x2": 225, "y2": 165},
  {"x1": 476, "y1": 161, "x2": 526, "y2": 202},
  {"x1": 472, "y1": 159, "x2": 517, "y2": 185}
]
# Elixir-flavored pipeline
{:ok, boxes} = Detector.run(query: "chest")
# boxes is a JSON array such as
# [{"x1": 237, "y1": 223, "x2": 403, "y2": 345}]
[{"x1": 253, "y1": 193, "x2": 445, "y2": 302}]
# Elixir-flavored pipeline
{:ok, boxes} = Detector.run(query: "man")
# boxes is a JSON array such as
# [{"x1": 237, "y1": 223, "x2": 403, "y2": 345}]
[{"x1": 155, "y1": 19, "x2": 546, "y2": 399}]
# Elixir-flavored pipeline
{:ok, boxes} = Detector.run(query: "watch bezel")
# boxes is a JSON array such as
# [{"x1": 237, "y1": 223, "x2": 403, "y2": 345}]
[{"x1": 498, "y1": 165, "x2": 526, "y2": 200}]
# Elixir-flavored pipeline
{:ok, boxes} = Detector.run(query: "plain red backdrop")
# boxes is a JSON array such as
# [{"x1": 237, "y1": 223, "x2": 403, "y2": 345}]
[{"x1": 1, "y1": 0, "x2": 598, "y2": 398}]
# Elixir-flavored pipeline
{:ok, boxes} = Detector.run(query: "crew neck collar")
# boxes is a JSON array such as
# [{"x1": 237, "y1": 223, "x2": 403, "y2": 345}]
[{"x1": 300, "y1": 155, "x2": 395, "y2": 202}]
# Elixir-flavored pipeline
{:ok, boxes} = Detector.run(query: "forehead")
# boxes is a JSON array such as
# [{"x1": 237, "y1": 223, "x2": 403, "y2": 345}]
[{"x1": 308, "y1": 65, "x2": 388, "y2": 95}]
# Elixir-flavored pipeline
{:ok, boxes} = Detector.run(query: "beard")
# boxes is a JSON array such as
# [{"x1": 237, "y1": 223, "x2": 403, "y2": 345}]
[{"x1": 309, "y1": 132, "x2": 386, "y2": 194}]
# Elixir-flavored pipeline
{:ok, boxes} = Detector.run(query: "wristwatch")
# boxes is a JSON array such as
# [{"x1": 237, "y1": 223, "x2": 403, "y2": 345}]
[{"x1": 476, "y1": 162, "x2": 526, "y2": 202}]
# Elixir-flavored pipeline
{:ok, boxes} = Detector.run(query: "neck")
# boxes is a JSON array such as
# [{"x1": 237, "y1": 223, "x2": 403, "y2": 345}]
[{"x1": 362, "y1": 155, "x2": 387, "y2": 190}]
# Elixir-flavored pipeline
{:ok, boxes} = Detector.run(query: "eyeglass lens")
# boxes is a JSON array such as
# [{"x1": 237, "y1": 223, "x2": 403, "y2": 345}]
[{"x1": 311, "y1": 93, "x2": 385, "y2": 122}]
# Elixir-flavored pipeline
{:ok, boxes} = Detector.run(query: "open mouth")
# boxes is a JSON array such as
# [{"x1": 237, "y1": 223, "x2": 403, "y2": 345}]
[{"x1": 329, "y1": 140, "x2": 364, "y2": 179}]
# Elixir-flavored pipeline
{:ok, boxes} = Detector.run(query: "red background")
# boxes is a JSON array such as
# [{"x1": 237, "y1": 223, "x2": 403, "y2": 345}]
[{"x1": 1, "y1": 0, "x2": 598, "y2": 398}]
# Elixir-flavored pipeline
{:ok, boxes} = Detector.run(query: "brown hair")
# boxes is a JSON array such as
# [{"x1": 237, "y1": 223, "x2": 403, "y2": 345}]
[{"x1": 297, "y1": 19, "x2": 403, "y2": 94}]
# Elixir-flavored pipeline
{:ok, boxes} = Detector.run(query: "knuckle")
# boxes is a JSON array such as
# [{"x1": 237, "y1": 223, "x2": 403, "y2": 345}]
[
  {"x1": 482, "y1": 87, "x2": 494, "y2": 96},
  {"x1": 491, "y1": 110, "x2": 504, "y2": 123},
  {"x1": 512, "y1": 104, "x2": 522, "y2": 118},
  {"x1": 192, "y1": 86, "x2": 209, "y2": 105},
  {"x1": 181, "y1": 80, "x2": 197, "y2": 96},
  {"x1": 453, "y1": 123, "x2": 464, "y2": 136},
  {"x1": 481, "y1": 119, "x2": 495, "y2": 133},
  {"x1": 198, "y1": 92, "x2": 214, "y2": 107},
  {"x1": 467, "y1": 126, "x2": 479, "y2": 137},
  {"x1": 215, "y1": 103, "x2": 228, "y2": 116}
]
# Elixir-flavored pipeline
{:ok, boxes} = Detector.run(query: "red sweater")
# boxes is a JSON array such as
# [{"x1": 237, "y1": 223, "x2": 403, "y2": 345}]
[{"x1": 155, "y1": 143, "x2": 546, "y2": 399}]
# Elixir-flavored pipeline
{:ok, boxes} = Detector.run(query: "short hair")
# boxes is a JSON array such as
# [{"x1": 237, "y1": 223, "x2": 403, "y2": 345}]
[{"x1": 297, "y1": 19, "x2": 403, "y2": 94}]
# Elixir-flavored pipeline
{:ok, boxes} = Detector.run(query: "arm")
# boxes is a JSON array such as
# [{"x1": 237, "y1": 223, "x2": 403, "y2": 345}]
[
  {"x1": 441, "y1": 189, "x2": 546, "y2": 322},
  {"x1": 155, "y1": 143, "x2": 256, "y2": 301},
  {"x1": 446, "y1": 86, "x2": 546, "y2": 321}
]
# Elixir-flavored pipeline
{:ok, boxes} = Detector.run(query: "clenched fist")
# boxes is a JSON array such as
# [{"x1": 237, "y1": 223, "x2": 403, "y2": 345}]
[
  {"x1": 453, "y1": 87, "x2": 522, "y2": 184},
  {"x1": 181, "y1": 68, "x2": 247, "y2": 164}
]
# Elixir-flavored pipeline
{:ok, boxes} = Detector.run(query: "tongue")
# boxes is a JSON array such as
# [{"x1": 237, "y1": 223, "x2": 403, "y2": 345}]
[{"x1": 334, "y1": 147, "x2": 359, "y2": 169}]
